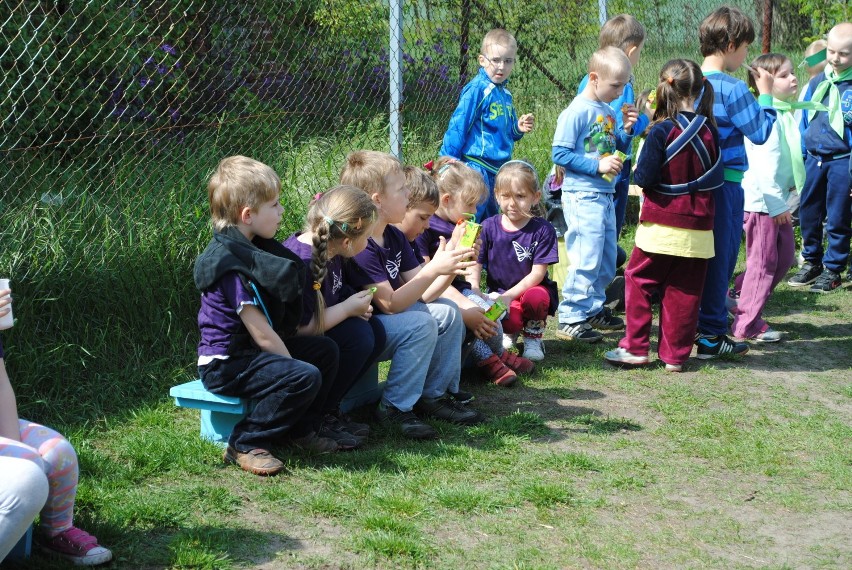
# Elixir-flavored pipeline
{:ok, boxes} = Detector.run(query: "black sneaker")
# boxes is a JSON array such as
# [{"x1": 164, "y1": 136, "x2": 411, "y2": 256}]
[
  {"x1": 809, "y1": 269, "x2": 842, "y2": 293},
  {"x1": 787, "y1": 262, "x2": 822, "y2": 287},
  {"x1": 333, "y1": 411, "x2": 370, "y2": 438},
  {"x1": 695, "y1": 334, "x2": 749, "y2": 360},
  {"x1": 374, "y1": 403, "x2": 437, "y2": 439},
  {"x1": 587, "y1": 306, "x2": 625, "y2": 330},
  {"x1": 448, "y1": 389, "x2": 474, "y2": 405},
  {"x1": 414, "y1": 396, "x2": 486, "y2": 425},
  {"x1": 319, "y1": 414, "x2": 365, "y2": 450},
  {"x1": 555, "y1": 321, "x2": 603, "y2": 343}
]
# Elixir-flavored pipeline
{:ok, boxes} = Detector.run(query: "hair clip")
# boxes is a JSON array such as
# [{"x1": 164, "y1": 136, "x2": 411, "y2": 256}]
[
  {"x1": 423, "y1": 160, "x2": 435, "y2": 171},
  {"x1": 438, "y1": 163, "x2": 454, "y2": 177},
  {"x1": 323, "y1": 216, "x2": 334, "y2": 226},
  {"x1": 312, "y1": 281, "x2": 322, "y2": 291},
  {"x1": 666, "y1": 76, "x2": 674, "y2": 85},
  {"x1": 340, "y1": 222, "x2": 348, "y2": 231},
  {"x1": 312, "y1": 192, "x2": 324, "y2": 202}
]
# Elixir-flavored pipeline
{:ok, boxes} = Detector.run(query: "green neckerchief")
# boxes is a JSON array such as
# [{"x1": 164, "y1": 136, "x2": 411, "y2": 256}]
[
  {"x1": 807, "y1": 65, "x2": 852, "y2": 136},
  {"x1": 774, "y1": 98, "x2": 828, "y2": 190}
]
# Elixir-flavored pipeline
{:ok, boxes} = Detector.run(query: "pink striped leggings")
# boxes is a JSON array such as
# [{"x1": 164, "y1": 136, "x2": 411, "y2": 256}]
[{"x1": 0, "y1": 420, "x2": 78, "y2": 535}]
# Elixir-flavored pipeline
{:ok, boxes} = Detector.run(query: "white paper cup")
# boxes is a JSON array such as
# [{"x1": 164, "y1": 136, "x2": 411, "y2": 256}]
[{"x1": 0, "y1": 279, "x2": 13, "y2": 330}]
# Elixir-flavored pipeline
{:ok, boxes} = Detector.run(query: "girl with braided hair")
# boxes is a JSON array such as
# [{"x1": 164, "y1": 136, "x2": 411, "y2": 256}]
[{"x1": 284, "y1": 185, "x2": 384, "y2": 449}]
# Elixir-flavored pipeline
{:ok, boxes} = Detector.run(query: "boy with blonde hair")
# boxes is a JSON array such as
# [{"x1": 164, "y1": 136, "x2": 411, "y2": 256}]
[
  {"x1": 440, "y1": 28, "x2": 535, "y2": 221},
  {"x1": 553, "y1": 47, "x2": 636, "y2": 343},
  {"x1": 790, "y1": 22, "x2": 852, "y2": 292},
  {"x1": 194, "y1": 156, "x2": 343, "y2": 476},
  {"x1": 693, "y1": 5, "x2": 776, "y2": 358}
]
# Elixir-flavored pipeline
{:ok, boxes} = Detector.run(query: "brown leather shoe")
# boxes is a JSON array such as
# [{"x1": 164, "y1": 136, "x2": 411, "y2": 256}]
[{"x1": 223, "y1": 446, "x2": 285, "y2": 476}]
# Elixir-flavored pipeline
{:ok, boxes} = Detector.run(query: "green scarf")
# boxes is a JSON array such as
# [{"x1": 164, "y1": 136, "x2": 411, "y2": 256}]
[
  {"x1": 807, "y1": 65, "x2": 852, "y2": 136},
  {"x1": 773, "y1": 99, "x2": 819, "y2": 191}
]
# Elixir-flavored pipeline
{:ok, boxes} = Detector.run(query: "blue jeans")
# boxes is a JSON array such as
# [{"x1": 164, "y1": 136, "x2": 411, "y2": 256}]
[
  {"x1": 614, "y1": 163, "x2": 631, "y2": 236},
  {"x1": 468, "y1": 162, "x2": 499, "y2": 221},
  {"x1": 799, "y1": 155, "x2": 852, "y2": 273},
  {"x1": 558, "y1": 191, "x2": 617, "y2": 324},
  {"x1": 373, "y1": 306, "x2": 437, "y2": 411},
  {"x1": 698, "y1": 180, "x2": 744, "y2": 336},
  {"x1": 420, "y1": 299, "x2": 465, "y2": 397},
  {"x1": 324, "y1": 317, "x2": 385, "y2": 414}
]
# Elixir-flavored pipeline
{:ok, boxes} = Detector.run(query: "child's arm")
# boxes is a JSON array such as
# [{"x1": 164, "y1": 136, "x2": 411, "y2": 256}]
[
  {"x1": 517, "y1": 113, "x2": 535, "y2": 134},
  {"x1": 240, "y1": 305, "x2": 292, "y2": 358},
  {"x1": 297, "y1": 290, "x2": 374, "y2": 334},
  {"x1": 497, "y1": 264, "x2": 549, "y2": 303},
  {"x1": 729, "y1": 76, "x2": 777, "y2": 145},
  {"x1": 632, "y1": 125, "x2": 666, "y2": 189},
  {"x1": 0, "y1": 289, "x2": 20, "y2": 439},
  {"x1": 440, "y1": 83, "x2": 482, "y2": 159},
  {"x1": 553, "y1": 109, "x2": 623, "y2": 179},
  {"x1": 441, "y1": 286, "x2": 499, "y2": 340}
]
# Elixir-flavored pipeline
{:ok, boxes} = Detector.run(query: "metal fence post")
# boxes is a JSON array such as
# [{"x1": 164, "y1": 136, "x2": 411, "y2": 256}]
[{"x1": 389, "y1": 0, "x2": 403, "y2": 160}]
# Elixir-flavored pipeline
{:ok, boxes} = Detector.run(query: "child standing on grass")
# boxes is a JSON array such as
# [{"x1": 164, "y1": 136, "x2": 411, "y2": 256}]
[
  {"x1": 412, "y1": 159, "x2": 535, "y2": 382},
  {"x1": 552, "y1": 46, "x2": 636, "y2": 344},
  {"x1": 605, "y1": 59, "x2": 723, "y2": 372},
  {"x1": 0, "y1": 289, "x2": 112, "y2": 565},
  {"x1": 194, "y1": 156, "x2": 342, "y2": 477},
  {"x1": 440, "y1": 28, "x2": 535, "y2": 221},
  {"x1": 577, "y1": 14, "x2": 648, "y2": 237},
  {"x1": 789, "y1": 22, "x2": 852, "y2": 293},
  {"x1": 694, "y1": 6, "x2": 776, "y2": 359},
  {"x1": 729, "y1": 54, "x2": 804, "y2": 342},
  {"x1": 471, "y1": 160, "x2": 560, "y2": 362},
  {"x1": 284, "y1": 185, "x2": 384, "y2": 448},
  {"x1": 340, "y1": 151, "x2": 486, "y2": 437}
]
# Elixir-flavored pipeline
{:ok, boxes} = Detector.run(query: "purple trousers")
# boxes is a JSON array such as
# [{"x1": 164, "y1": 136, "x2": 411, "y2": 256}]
[
  {"x1": 620, "y1": 248, "x2": 708, "y2": 366},
  {"x1": 731, "y1": 212, "x2": 795, "y2": 338}
]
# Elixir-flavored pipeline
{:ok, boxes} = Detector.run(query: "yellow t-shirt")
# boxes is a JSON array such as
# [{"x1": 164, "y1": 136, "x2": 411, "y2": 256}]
[{"x1": 634, "y1": 222, "x2": 715, "y2": 259}]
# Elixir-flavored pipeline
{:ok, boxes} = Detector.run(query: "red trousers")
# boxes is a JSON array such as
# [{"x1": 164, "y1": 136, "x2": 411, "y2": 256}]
[
  {"x1": 502, "y1": 285, "x2": 551, "y2": 336},
  {"x1": 620, "y1": 248, "x2": 708, "y2": 365}
]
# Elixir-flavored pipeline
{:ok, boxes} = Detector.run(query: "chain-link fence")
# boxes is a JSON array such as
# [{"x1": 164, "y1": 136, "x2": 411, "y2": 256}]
[{"x1": 0, "y1": 0, "x2": 843, "y2": 421}]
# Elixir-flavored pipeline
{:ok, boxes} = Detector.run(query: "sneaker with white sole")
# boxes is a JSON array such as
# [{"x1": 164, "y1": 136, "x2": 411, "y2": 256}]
[
  {"x1": 502, "y1": 333, "x2": 518, "y2": 350},
  {"x1": 604, "y1": 347, "x2": 649, "y2": 367},
  {"x1": 522, "y1": 336, "x2": 545, "y2": 361},
  {"x1": 555, "y1": 321, "x2": 603, "y2": 343},
  {"x1": 695, "y1": 334, "x2": 749, "y2": 359},
  {"x1": 788, "y1": 262, "x2": 822, "y2": 287},
  {"x1": 586, "y1": 306, "x2": 625, "y2": 330},
  {"x1": 809, "y1": 269, "x2": 842, "y2": 293},
  {"x1": 664, "y1": 363, "x2": 683, "y2": 372},
  {"x1": 36, "y1": 527, "x2": 113, "y2": 566},
  {"x1": 748, "y1": 327, "x2": 782, "y2": 343}
]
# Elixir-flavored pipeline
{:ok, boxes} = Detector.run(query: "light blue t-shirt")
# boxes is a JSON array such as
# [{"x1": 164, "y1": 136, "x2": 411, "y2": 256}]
[{"x1": 552, "y1": 95, "x2": 618, "y2": 193}]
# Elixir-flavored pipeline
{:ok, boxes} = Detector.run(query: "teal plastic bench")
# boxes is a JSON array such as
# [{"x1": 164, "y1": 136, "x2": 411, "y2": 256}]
[
  {"x1": 3, "y1": 524, "x2": 33, "y2": 562},
  {"x1": 171, "y1": 365, "x2": 383, "y2": 445}
]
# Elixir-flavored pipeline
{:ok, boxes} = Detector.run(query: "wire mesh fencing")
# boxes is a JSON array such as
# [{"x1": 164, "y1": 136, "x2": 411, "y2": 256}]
[{"x1": 0, "y1": 0, "x2": 843, "y2": 418}]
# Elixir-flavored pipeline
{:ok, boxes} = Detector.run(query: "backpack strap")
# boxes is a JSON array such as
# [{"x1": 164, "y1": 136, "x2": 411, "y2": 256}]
[{"x1": 659, "y1": 115, "x2": 722, "y2": 195}]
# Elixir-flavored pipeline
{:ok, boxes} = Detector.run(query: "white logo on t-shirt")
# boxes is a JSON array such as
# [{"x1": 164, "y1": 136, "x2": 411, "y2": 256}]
[
  {"x1": 513, "y1": 240, "x2": 538, "y2": 262},
  {"x1": 331, "y1": 271, "x2": 343, "y2": 294},
  {"x1": 386, "y1": 252, "x2": 402, "y2": 279}
]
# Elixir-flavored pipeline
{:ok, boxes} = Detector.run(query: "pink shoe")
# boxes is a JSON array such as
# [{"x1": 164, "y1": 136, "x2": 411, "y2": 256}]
[{"x1": 37, "y1": 526, "x2": 113, "y2": 566}]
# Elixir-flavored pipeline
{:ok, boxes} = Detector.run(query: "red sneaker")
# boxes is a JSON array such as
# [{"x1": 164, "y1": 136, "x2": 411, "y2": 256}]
[
  {"x1": 37, "y1": 526, "x2": 113, "y2": 566},
  {"x1": 499, "y1": 350, "x2": 535, "y2": 374},
  {"x1": 477, "y1": 354, "x2": 517, "y2": 387}
]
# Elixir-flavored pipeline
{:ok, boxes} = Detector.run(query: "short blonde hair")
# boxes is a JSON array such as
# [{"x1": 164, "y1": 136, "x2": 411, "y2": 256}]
[
  {"x1": 340, "y1": 150, "x2": 403, "y2": 198},
  {"x1": 429, "y1": 157, "x2": 487, "y2": 209},
  {"x1": 481, "y1": 28, "x2": 517, "y2": 53},
  {"x1": 599, "y1": 14, "x2": 646, "y2": 52},
  {"x1": 403, "y1": 165, "x2": 439, "y2": 209},
  {"x1": 589, "y1": 46, "x2": 632, "y2": 79},
  {"x1": 208, "y1": 155, "x2": 280, "y2": 232}
]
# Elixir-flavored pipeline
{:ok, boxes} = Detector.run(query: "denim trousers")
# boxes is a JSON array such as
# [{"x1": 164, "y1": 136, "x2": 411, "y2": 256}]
[
  {"x1": 558, "y1": 191, "x2": 617, "y2": 324},
  {"x1": 698, "y1": 181, "x2": 744, "y2": 336},
  {"x1": 621, "y1": 248, "x2": 708, "y2": 366},
  {"x1": 199, "y1": 335, "x2": 339, "y2": 452},
  {"x1": 799, "y1": 156, "x2": 852, "y2": 273},
  {"x1": 731, "y1": 212, "x2": 795, "y2": 338},
  {"x1": 324, "y1": 316, "x2": 386, "y2": 414},
  {"x1": 613, "y1": 164, "x2": 631, "y2": 236},
  {"x1": 419, "y1": 299, "x2": 465, "y2": 397}
]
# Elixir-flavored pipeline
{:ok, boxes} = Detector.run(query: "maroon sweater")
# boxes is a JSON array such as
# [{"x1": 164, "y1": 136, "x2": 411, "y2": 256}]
[{"x1": 633, "y1": 113, "x2": 722, "y2": 231}]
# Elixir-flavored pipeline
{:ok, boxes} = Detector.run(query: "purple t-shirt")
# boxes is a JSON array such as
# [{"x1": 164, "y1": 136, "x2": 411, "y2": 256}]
[
  {"x1": 283, "y1": 233, "x2": 346, "y2": 327},
  {"x1": 347, "y1": 225, "x2": 420, "y2": 294},
  {"x1": 479, "y1": 216, "x2": 560, "y2": 314},
  {"x1": 415, "y1": 214, "x2": 457, "y2": 259},
  {"x1": 197, "y1": 272, "x2": 256, "y2": 357}
]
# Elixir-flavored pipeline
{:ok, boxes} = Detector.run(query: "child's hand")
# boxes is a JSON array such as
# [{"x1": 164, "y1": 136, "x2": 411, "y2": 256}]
[
  {"x1": 773, "y1": 211, "x2": 793, "y2": 226},
  {"x1": 462, "y1": 306, "x2": 499, "y2": 340},
  {"x1": 622, "y1": 104, "x2": 639, "y2": 133},
  {"x1": 749, "y1": 65, "x2": 774, "y2": 95},
  {"x1": 598, "y1": 154, "x2": 623, "y2": 176},
  {"x1": 429, "y1": 236, "x2": 476, "y2": 276},
  {"x1": 345, "y1": 289, "x2": 374, "y2": 319},
  {"x1": 553, "y1": 165, "x2": 565, "y2": 187},
  {"x1": 518, "y1": 113, "x2": 535, "y2": 133},
  {"x1": 0, "y1": 288, "x2": 11, "y2": 318}
]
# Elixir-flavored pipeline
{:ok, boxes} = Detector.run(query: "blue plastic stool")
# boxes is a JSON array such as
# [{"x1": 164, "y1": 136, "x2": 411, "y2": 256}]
[
  {"x1": 4, "y1": 524, "x2": 34, "y2": 562},
  {"x1": 170, "y1": 380, "x2": 249, "y2": 446}
]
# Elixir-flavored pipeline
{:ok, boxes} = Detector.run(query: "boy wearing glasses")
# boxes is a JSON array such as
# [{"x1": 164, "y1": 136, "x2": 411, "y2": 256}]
[{"x1": 440, "y1": 28, "x2": 535, "y2": 221}]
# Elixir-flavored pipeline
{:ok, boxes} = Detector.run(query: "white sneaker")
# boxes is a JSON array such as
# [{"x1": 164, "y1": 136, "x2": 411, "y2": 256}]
[
  {"x1": 604, "y1": 347, "x2": 649, "y2": 367},
  {"x1": 522, "y1": 336, "x2": 545, "y2": 361},
  {"x1": 502, "y1": 333, "x2": 518, "y2": 351}
]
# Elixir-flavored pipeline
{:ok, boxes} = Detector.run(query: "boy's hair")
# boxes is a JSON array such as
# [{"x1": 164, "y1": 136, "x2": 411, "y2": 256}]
[
  {"x1": 208, "y1": 155, "x2": 280, "y2": 232},
  {"x1": 428, "y1": 157, "x2": 487, "y2": 209},
  {"x1": 305, "y1": 185, "x2": 377, "y2": 334},
  {"x1": 403, "y1": 165, "x2": 439, "y2": 209},
  {"x1": 599, "y1": 14, "x2": 646, "y2": 52},
  {"x1": 589, "y1": 46, "x2": 632, "y2": 78},
  {"x1": 494, "y1": 159, "x2": 543, "y2": 218},
  {"x1": 746, "y1": 53, "x2": 790, "y2": 94},
  {"x1": 339, "y1": 150, "x2": 403, "y2": 197},
  {"x1": 652, "y1": 59, "x2": 716, "y2": 129},
  {"x1": 481, "y1": 28, "x2": 517, "y2": 53},
  {"x1": 699, "y1": 5, "x2": 755, "y2": 57}
]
